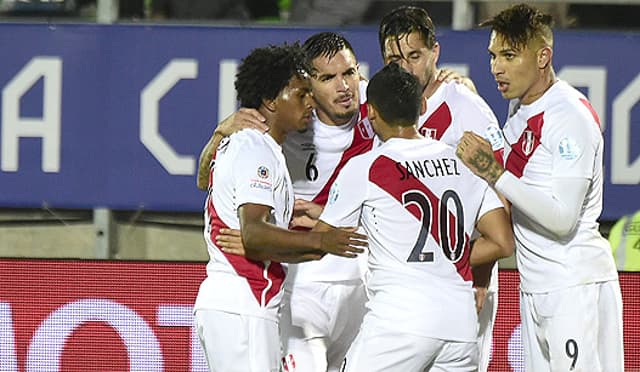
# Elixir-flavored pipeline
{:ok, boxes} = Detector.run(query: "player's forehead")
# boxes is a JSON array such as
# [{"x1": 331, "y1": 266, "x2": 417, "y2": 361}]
[
  {"x1": 488, "y1": 31, "x2": 516, "y2": 53},
  {"x1": 286, "y1": 74, "x2": 311, "y2": 90},
  {"x1": 311, "y1": 48, "x2": 357, "y2": 75},
  {"x1": 384, "y1": 31, "x2": 427, "y2": 55}
]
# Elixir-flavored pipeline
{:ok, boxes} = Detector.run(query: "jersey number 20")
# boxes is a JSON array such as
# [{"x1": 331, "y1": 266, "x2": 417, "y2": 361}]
[{"x1": 402, "y1": 189, "x2": 465, "y2": 263}]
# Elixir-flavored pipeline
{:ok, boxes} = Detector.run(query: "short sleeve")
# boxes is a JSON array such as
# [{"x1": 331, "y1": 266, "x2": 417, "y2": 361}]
[
  {"x1": 478, "y1": 185, "x2": 504, "y2": 220},
  {"x1": 232, "y1": 139, "x2": 281, "y2": 209}
]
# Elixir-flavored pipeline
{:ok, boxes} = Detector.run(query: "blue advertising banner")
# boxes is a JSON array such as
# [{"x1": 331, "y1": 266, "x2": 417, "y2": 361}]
[{"x1": 0, "y1": 23, "x2": 638, "y2": 219}]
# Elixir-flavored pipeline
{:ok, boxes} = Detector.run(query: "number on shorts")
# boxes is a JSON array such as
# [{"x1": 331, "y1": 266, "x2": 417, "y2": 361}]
[
  {"x1": 402, "y1": 189, "x2": 465, "y2": 263},
  {"x1": 565, "y1": 339, "x2": 578, "y2": 370}
]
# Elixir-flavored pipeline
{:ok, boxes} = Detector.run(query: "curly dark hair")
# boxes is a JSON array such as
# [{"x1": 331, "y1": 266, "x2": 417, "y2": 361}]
[
  {"x1": 302, "y1": 32, "x2": 356, "y2": 62},
  {"x1": 367, "y1": 63, "x2": 422, "y2": 127},
  {"x1": 235, "y1": 43, "x2": 311, "y2": 109},
  {"x1": 479, "y1": 4, "x2": 554, "y2": 51},
  {"x1": 378, "y1": 6, "x2": 436, "y2": 58}
]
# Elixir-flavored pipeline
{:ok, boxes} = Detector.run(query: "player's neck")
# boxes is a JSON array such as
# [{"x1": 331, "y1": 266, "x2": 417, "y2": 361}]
[
  {"x1": 521, "y1": 69, "x2": 557, "y2": 105},
  {"x1": 381, "y1": 126, "x2": 423, "y2": 142},
  {"x1": 258, "y1": 107, "x2": 286, "y2": 145},
  {"x1": 422, "y1": 70, "x2": 440, "y2": 100}
]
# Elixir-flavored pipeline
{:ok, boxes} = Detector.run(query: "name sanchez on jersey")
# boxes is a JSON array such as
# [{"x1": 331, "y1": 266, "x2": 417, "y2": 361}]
[{"x1": 396, "y1": 157, "x2": 461, "y2": 180}]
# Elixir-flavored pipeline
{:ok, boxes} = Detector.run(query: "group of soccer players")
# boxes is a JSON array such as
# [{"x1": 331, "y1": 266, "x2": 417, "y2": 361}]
[{"x1": 194, "y1": 3, "x2": 624, "y2": 372}]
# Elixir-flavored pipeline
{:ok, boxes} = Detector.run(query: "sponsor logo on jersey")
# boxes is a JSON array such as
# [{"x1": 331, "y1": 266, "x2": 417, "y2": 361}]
[
  {"x1": 558, "y1": 137, "x2": 581, "y2": 160},
  {"x1": 257, "y1": 166, "x2": 269, "y2": 179},
  {"x1": 249, "y1": 180, "x2": 271, "y2": 190},
  {"x1": 485, "y1": 125, "x2": 505, "y2": 151},
  {"x1": 327, "y1": 183, "x2": 339, "y2": 205},
  {"x1": 522, "y1": 130, "x2": 535, "y2": 156}
]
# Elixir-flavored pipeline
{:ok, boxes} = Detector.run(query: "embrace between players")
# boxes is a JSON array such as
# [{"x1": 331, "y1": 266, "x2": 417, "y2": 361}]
[{"x1": 193, "y1": 4, "x2": 624, "y2": 372}]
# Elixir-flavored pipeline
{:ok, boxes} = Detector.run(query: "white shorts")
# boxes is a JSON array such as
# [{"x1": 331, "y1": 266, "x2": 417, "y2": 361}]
[
  {"x1": 342, "y1": 314, "x2": 478, "y2": 372},
  {"x1": 477, "y1": 287, "x2": 497, "y2": 372},
  {"x1": 520, "y1": 280, "x2": 624, "y2": 372},
  {"x1": 194, "y1": 309, "x2": 280, "y2": 372},
  {"x1": 280, "y1": 280, "x2": 367, "y2": 372}
]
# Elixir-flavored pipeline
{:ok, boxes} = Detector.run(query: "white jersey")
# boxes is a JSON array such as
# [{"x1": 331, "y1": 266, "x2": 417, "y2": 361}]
[
  {"x1": 419, "y1": 80, "x2": 504, "y2": 165},
  {"x1": 194, "y1": 129, "x2": 293, "y2": 321},
  {"x1": 283, "y1": 81, "x2": 375, "y2": 282},
  {"x1": 320, "y1": 137, "x2": 503, "y2": 342},
  {"x1": 501, "y1": 80, "x2": 617, "y2": 293},
  {"x1": 420, "y1": 80, "x2": 503, "y2": 292}
]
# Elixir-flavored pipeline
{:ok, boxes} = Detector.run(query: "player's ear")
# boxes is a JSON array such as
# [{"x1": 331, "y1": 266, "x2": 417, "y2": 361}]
[
  {"x1": 367, "y1": 103, "x2": 377, "y2": 121},
  {"x1": 537, "y1": 46, "x2": 552, "y2": 69},
  {"x1": 419, "y1": 96, "x2": 427, "y2": 116},
  {"x1": 262, "y1": 98, "x2": 277, "y2": 112},
  {"x1": 432, "y1": 42, "x2": 440, "y2": 64}
]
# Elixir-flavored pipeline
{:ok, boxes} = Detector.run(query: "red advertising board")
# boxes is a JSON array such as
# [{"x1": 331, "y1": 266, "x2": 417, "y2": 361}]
[{"x1": 0, "y1": 260, "x2": 637, "y2": 371}]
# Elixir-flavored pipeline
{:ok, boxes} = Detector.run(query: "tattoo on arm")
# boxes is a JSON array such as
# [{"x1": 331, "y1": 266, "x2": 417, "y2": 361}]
[{"x1": 469, "y1": 150, "x2": 504, "y2": 185}]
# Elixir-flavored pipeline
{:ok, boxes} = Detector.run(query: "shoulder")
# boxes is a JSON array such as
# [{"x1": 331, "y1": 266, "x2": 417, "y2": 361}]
[{"x1": 543, "y1": 81, "x2": 601, "y2": 131}]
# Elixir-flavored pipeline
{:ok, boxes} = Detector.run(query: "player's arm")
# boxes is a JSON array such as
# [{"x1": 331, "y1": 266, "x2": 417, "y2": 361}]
[
  {"x1": 238, "y1": 203, "x2": 367, "y2": 263},
  {"x1": 196, "y1": 109, "x2": 269, "y2": 190},
  {"x1": 471, "y1": 207, "x2": 514, "y2": 266},
  {"x1": 456, "y1": 120, "x2": 595, "y2": 239},
  {"x1": 290, "y1": 199, "x2": 324, "y2": 229},
  {"x1": 495, "y1": 174, "x2": 589, "y2": 238}
]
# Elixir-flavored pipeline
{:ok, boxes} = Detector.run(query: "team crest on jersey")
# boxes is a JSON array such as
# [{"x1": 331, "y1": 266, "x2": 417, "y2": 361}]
[
  {"x1": 558, "y1": 137, "x2": 581, "y2": 160},
  {"x1": 420, "y1": 127, "x2": 438, "y2": 139},
  {"x1": 356, "y1": 119, "x2": 375, "y2": 140},
  {"x1": 522, "y1": 130, "x2": 535, "y2": 156},
  {"x1": 257, "y1": 166, "x2": 269, "y2": 179}
]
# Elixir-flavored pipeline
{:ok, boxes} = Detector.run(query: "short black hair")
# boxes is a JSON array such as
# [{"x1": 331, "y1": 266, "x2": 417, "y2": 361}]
[
  {"x1": 479, "y1": 3, "x2": 554, "y2": 51},
  {"x1": 367, "y1": 63, "x2": 422, "y2": 127},
  {"x1": 235, "y1": 43, "x2": 311, "y2": 109},
  {"x1": 302, "y1": 32, "x2": 356, "y2": 62},
  {"x1": 378, "y1": 6, "x2": 436, "y2": 58}
]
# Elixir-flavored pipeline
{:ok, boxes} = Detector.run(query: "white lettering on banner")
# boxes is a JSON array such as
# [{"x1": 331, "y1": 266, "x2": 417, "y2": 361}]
[
  {"x1": 156, "y1": 304, "x2": 207, "y2": 371},
  {"x1": 26, "y1": 299, "x2": 163, "y2": 372},
  {"x1": 0, "y1": 302, "x2": 18, "y2": 372},
  {"x1": 612, "y1": 72, "x2": 640, "y2": 184},
  {"x1": 558, "y1": 66, "x2": 607, "y2": 130},
  {"x1": 141, "y1": 59, "x2": 197, "y2": 175},
  {"x1": 1, "y1": 57, "x2": 62, "y2": 172},
  {"x1": 216, "y1": 60, "x2": 371, "y2": 124}
]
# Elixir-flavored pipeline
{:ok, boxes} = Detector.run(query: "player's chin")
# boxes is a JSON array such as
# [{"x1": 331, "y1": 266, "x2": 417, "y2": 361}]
[{"x1": 298, "y1": 116, "x2": 313, "y2": 130}]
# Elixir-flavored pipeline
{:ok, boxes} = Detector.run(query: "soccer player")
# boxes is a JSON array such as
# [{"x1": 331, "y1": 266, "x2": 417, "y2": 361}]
[
  {"x1": 198, "y1": 32, "x2": 470, "y2": 372},
  {"x1": 192, "y1": 43, "x2": 367, "y2": 372},
  {"x1": 315, "y1": 63, "x2": 514, "y2": 372},
  {"x1": 378, "y1": 6, "x2": 506, "y2": 370},
  {"x1": 198, "y1": 32, "x2": 374, "y2": 372},
  {"x1": 456, "y1": 4, "x2": 624, "y2": 371}
]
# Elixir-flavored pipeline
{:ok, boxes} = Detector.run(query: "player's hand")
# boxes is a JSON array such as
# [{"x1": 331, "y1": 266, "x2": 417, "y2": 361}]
[
  {"x1": 456, "y1": 131, "x2": 505, "y2": 185},
  {"x1": 216, "y1": 228, "x2": 245, "y2": 256},
  {"x1": 434, "y1": 69, "x2": 478, "y2": 94},
  {"x1": 290, "y1": 199, "x2": 324, "y2": 229},
  {"x1": 473, "y1": 286, "x2": 488, "y2": 314},
  {"x1": 319, "y1": 227, "x2": 367, "y2": 258},
  {"x1": 435, "y1": 68, "x2": 464, "y2": 83},
  {"x1": 215, "y1": 108, "x2": 268, "y2": 137}
]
